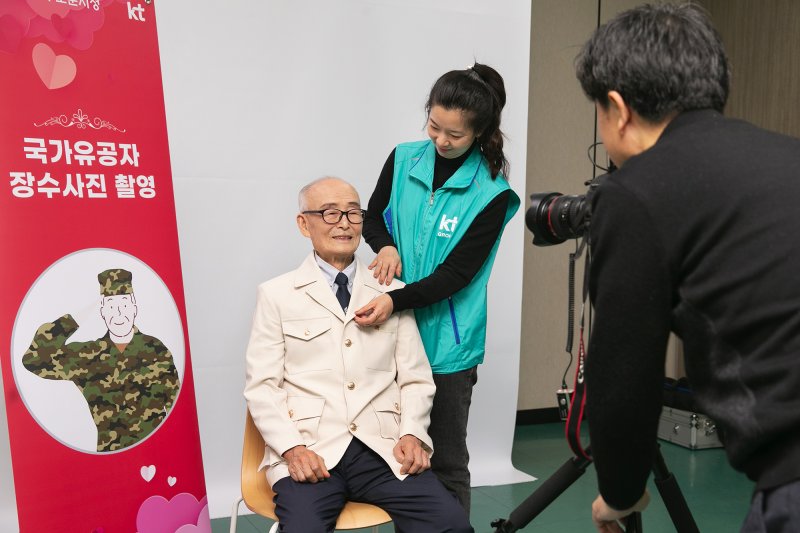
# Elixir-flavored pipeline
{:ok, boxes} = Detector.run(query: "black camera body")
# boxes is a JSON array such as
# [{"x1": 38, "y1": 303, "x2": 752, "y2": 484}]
[{"x1": 525, "y1": 172, "x2": 610, "y2": 246}]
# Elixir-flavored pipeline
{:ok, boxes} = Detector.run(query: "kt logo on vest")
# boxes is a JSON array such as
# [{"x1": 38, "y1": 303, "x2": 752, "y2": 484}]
[{"x1": 437, "y1": 214, "x2": 459, "y2": 238}]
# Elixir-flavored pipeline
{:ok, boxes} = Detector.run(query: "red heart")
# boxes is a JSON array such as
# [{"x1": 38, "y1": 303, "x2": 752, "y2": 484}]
[{"x1": 50, "y1": 14, "x2": 75, "y2": 42}]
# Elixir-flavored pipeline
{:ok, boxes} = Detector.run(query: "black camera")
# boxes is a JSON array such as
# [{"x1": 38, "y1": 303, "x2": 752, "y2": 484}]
[{"x1": 525, "y1": 172, "x2": 610, "y2": 246}]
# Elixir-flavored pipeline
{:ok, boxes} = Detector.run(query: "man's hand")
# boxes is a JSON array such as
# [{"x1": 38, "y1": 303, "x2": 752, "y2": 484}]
[
  {"x1": 393, "y1": 434, "x2": 430, "y2": 475},
  {"x1": 282, "y1": 445, "x2": 330, "y2": 483},
  {"x1": 591, "y1": 491, "x2": 650, "y2": 532},
  {"x1": 368, "y1": 246, "x2": 402, "y2": 286},
  {"x1": 354, "y1": 293, "x2": 394, "y2": 327}
]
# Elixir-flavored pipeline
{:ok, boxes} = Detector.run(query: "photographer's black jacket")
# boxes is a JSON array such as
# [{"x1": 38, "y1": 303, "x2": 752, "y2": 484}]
[{"x1": 587, "y1": 109, "x2": 800, "y2": 510}]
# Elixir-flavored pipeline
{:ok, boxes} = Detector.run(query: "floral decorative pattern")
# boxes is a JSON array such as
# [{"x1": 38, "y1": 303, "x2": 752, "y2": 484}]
[{"x1": 34, "y1": 108, "x2": 126, "y2": 132}]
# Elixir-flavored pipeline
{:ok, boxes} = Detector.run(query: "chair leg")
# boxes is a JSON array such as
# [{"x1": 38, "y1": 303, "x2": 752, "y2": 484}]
[{"x1": 230, "y1": 497, "x2": 243, "y2": 533}]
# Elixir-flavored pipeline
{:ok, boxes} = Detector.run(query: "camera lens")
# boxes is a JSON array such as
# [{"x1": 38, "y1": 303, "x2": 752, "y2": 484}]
[
  {"x1": 526, "y1": 192, "x2": 589, "y2": 246},
  {"x1": 526, "y1": 173, "x2": 611, "y2": 247}
]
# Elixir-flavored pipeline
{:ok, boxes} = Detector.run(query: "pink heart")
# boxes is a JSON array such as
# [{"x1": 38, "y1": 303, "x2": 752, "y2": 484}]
[
  {"x1": 137, "y1": 494, "x2": 209, "y2": 533},
  {"x1": 27, "y1": 0, "x2": 71, "y2": 19},
  {"x1": 175, "y1": 505, "x2": 211, "y2": 533},
  {"x1": 32, "y1": 42, "x2": 76, "y2": 89}
]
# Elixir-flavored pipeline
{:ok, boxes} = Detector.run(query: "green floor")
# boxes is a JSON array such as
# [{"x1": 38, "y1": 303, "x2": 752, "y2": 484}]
[{"x1": 217, "y1": 423, "x2": 754, "y2": 532}]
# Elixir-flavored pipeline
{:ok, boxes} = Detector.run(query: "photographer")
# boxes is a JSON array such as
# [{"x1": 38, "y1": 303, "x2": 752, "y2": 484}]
[{"x1": 575, "y1": 4, "x2": 800, "y2": 532}]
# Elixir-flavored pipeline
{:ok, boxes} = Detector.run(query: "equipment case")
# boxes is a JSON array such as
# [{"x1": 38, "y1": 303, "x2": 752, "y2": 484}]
[{"x1": 657, "y1": 406, "x2": 723, "y2": 450}]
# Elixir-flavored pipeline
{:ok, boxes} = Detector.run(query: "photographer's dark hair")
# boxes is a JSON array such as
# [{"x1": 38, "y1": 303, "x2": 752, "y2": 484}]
[
  {"x1": 426, "y1": 63, "x2": 509, "y2": 179},
  {"x1": 575, "y1": 3, "x2": 730, "y2": 122}
]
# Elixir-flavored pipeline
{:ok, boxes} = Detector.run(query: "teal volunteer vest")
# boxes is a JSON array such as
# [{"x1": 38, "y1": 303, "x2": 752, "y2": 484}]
[{"x1": 384, "y1": 140, "x2": 520, "y2": 373}]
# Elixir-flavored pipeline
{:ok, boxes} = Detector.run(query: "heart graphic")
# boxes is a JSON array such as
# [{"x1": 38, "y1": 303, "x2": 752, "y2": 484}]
[
  {"x1": 136, "y1": 494, "x2": 210, "y2": 533},
  {"x1": 140, "y1": 465, "x2": 156, "y2": 482},
  {"x1": 32, "y1": 42, "x2": 76, "y2": 89},
  {"x1": 28, "y1": 1, "x2": 71, "y2": 19},
  {"x1": 168, "y1": 476, "x2": 177, "y2": 487},
  {"x1": 51, "y1": 14, "x2": 76, "y2": 42}
]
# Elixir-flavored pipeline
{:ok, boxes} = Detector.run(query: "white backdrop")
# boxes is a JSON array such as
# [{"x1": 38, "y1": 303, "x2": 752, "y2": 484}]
[{"x1": 0, "y1": 0, "x2": 532, "y2": 524}]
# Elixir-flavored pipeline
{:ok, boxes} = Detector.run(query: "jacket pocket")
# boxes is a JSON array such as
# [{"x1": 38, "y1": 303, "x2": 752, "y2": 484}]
[
  {"x1": 283, "y1": 317, "x2": 331, "y2": 340},
  {"x1": 282, "y1": 317, "x2": 332, "y2": 374},
  {"x1": 371, "y1": 390, "x2": 401, "y2": 440},
  {"x1": 287, "y1": 396, "x2": 326, "y2": 447},
  {"x1": 359, "y1": 315, "x2": 399, "y2": 372}
]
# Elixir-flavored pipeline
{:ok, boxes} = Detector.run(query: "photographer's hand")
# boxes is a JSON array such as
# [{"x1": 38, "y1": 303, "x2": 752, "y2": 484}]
[
  {"x1": 368, "y1": 246, "x2": 402, "y2": 285},
  {"x1": 591, "y1": 491, "x2": 650, "y2": 532}
]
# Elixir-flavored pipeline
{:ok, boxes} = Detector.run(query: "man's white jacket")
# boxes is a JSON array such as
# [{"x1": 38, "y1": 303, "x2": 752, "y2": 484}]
[{"x1": 244, "y1": 253, "x2": 436, "y2": 487}]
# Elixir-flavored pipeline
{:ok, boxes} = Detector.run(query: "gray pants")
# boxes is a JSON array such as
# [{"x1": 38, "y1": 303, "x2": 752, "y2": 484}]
[
  {"x1": 429, "y1": 366, "x2": 478, "y2": 514},
  {"x1": 741, "y1": 478, "x2": 800, "y2": 532}
]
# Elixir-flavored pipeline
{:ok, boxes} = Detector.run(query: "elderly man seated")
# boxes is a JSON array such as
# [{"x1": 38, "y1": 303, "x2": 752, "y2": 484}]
[{"x1": 244, "y1": 177, "x2": 472, "y2": 532}]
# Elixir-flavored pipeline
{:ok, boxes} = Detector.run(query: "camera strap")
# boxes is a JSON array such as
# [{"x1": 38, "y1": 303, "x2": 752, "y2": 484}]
[
  {"x1": 565, "y1": 325, "x2": 591, "y2": 460},
  {"x1": 565, "y1": 239, "x2": 592, "y2": 460}
]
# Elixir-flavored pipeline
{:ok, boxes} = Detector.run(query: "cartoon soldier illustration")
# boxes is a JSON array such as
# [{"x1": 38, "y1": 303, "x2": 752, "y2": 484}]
[{"x1": 22, "y1": 268, "x2": 180, "y2": 452}]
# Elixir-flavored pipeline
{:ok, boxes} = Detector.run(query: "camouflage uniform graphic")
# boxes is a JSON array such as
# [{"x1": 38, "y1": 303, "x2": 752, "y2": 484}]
[{"x1": 22, "y1": 269, "x2": 180, "y2": 452}]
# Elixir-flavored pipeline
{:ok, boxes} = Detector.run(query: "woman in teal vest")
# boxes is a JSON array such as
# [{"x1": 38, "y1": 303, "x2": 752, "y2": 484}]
[{"x1": 355, "y1": 63, "x2": 520, "y2": 513}]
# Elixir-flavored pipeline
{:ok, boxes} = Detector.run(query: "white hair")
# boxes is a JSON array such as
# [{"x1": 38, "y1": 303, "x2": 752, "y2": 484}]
[{"x1": 297, "y1": 176, "x2": 353, "y2": 211}]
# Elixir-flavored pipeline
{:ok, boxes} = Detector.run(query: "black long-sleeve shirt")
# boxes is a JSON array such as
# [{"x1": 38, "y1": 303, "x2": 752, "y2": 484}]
[
  {"x1": 363, "y1": 145, "x2": 510, "y2": 312},
  {"x1": 586, "y1": 109, "x2": 800, "y2": 509}
]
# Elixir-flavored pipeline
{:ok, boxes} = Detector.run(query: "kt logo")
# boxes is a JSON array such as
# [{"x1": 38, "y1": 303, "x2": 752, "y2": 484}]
[
  {"x1": 127, "y1": 1, "x2": 146, "y2": 22},
  {"x1": 439, "y1": 214, "x2": 459, "y2": 232}
]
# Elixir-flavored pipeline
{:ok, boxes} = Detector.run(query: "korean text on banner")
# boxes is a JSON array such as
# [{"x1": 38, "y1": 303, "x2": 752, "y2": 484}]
[{"x1": 0, "y1": 1, "x2": 210, "y2": 531}]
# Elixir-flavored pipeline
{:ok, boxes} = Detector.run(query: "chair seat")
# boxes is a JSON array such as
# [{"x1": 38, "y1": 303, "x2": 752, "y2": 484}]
[
  {"x1": 237, "y1": 410, "x2": 391, "y2": 531},
  {"x1": 332, "y1": 501, "x2": 391, "y2": 529}
]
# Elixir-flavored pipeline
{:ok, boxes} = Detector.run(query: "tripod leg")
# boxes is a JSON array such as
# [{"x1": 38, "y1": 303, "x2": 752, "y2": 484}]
[
  {"x1": 652, "y1": 446, "x2": 700, "y2": 533},
  {"x1": 624, "y1": 511, "x2": 643, "y2": 532},
  {"x1": 492, "y1": 454, "x2": 592, "y2": 532}
]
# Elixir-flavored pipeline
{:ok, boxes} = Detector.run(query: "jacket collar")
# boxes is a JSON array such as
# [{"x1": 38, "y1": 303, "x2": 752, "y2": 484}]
[
  {"x1": 408, "y1": 140, "x2": 485, "y2": 191},
  {"x1": 657, "y1": 109, "x2": 722, "y2": 143},
  {"x1": 294, "y1": 253, "x2": 384, "y2": 323}
]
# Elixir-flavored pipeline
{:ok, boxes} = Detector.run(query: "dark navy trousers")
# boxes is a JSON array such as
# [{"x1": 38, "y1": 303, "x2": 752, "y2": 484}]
[{"x1": 272, "y1": 437, "x2": 473, "y2": 533}]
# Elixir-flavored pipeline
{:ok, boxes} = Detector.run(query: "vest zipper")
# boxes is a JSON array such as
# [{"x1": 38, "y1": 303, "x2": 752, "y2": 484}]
[
  {"x1": 448, "y1": 297, "x2": 461, "y2": 345},
  {"x1": 415, "y1": 190, "x2": 436, "y2": 264}
]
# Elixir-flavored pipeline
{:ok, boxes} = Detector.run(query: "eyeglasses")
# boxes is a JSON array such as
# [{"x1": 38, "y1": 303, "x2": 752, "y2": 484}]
[{"x1": 302, "y1": 208, "x2": 366, "y2": 224}]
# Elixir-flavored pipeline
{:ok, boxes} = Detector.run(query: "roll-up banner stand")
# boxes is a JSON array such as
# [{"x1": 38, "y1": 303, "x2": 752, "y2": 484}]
[{"x1": 0, "y1": 1, "x2": 210, "y2": 531}]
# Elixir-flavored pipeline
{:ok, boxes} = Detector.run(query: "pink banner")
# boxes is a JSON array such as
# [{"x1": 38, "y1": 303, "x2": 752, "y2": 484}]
[{"x1": 0, "y1": 1, "x2": 210, "y2": 531}]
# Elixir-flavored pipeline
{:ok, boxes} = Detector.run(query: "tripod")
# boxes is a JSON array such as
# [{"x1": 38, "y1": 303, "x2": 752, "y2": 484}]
[{"x1": 490, "y1": 444, "x2": 699, "y2": 532}]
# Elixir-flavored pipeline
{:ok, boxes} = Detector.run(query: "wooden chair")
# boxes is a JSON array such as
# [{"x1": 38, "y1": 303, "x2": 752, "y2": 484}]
[{"x1": 230, "y1": 411, "x2": 392, "y2": 532}]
